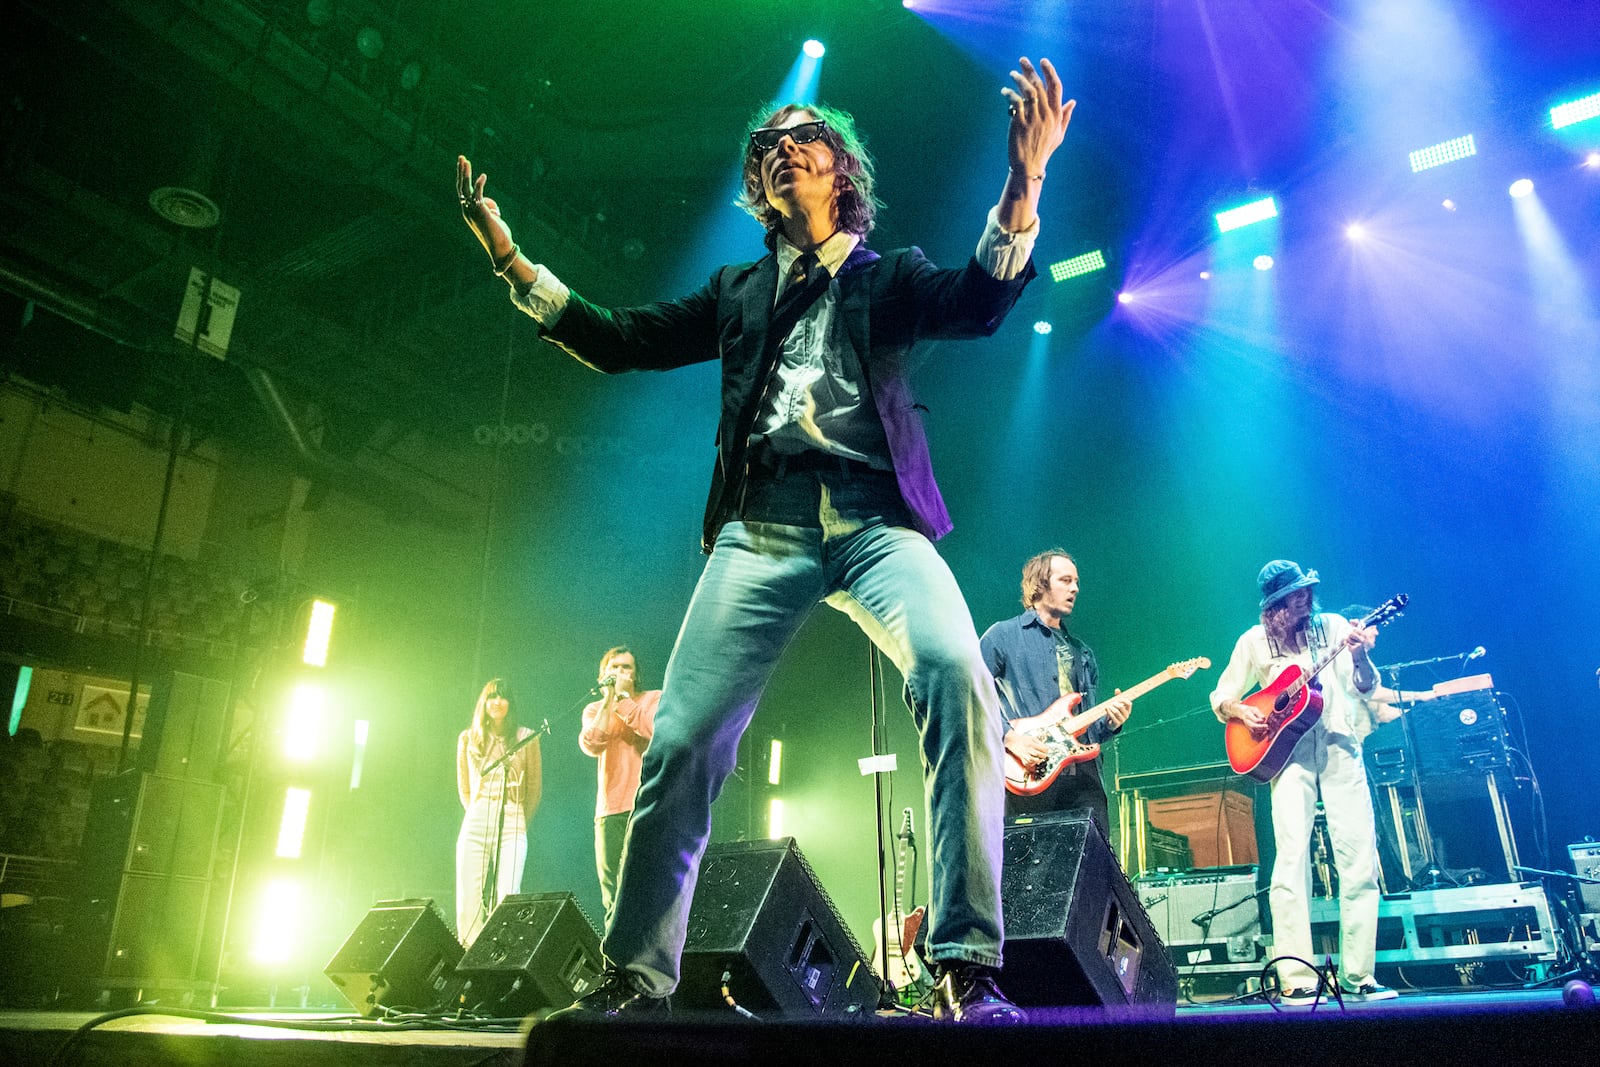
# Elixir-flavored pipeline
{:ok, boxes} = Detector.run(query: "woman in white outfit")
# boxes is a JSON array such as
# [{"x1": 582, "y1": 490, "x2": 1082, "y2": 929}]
[{"x1": 455, "y1": 678, "x2": 542, "y2": 946}]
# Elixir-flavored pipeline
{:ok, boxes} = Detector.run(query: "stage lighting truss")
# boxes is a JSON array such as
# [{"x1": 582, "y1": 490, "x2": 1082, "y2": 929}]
[
  {"x1": 1409, "y1": 134, "x2": 1477, "y2": 173},
  {"x1": 1214, "y1": 197, "x2": 1278, "y2": 233},
  {"x1": 1049, "y1": 249, "x2": 1107, "y2": 282},
  {"x1": 1551, "y1": 91, "x2": 1600, "y2": 130}
]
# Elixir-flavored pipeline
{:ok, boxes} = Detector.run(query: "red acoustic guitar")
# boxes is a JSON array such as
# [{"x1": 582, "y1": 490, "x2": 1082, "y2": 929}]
[
  {"x1": 1004, "y1": 658, "x2": 1211, "y2": 796},
  {"x1": 1224, "y1": 594, "x2": 1409, "y2": 782}
]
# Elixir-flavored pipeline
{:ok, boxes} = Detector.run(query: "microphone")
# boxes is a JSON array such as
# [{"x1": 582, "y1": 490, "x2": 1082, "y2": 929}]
[
  {"x1": 588, "y1": 676, "x2": 619, "y2": 697},
  {"x1": 1465, "y1": 646, "x2": 1486, "y2": 661}
]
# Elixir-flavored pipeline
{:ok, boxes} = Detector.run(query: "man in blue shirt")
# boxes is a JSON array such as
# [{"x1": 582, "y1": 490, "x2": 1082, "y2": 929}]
[{"x1": 980, "y1": 549, "x2": 1131, "y2": 834}]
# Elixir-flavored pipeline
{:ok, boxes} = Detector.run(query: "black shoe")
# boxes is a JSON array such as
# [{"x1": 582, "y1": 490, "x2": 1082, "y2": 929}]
[
  {"x1": 546, "y1": 969, "x2": 671, "y2": 1021},
  {"x1": 932, "y1": 965, "x2": 1027, "y2": 1024}
]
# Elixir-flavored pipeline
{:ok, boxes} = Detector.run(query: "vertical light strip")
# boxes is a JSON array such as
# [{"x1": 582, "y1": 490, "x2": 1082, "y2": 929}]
[
  {"x1": 350, "y1": 719, "x2": 369, "y2": 790},
  {"x1": 767, "y1": 739, "x2": 783, "y2": 786},
  {"x1": 303, "y1": 599, "x2": 336, "y2": 667},
  {"x1": 276, "y1": 786, "x2": 312, "y2": 858},
  {"x1": 8, "y1": 665, "x2": 31, "y2": 735},
  {"x1": 768, "y1": 797, "x2": 785, "y2": 839}
]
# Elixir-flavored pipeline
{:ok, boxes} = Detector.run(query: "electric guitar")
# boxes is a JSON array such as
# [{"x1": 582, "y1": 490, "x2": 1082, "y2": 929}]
[
  {"x1": 1224, "y1": 594, "x2": 1409, "y2": 782},
  {"x1": 1003, "y1": 657, "x2": 1212, "y2": 796},
  {"x1": 870, "y1": 808, "x2": 932, "y2": 1005}
]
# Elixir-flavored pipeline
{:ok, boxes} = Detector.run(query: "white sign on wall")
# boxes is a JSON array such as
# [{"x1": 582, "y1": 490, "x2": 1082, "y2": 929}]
[{"x1": 174, "y1": 267, "x2": 241, "y2": 360}]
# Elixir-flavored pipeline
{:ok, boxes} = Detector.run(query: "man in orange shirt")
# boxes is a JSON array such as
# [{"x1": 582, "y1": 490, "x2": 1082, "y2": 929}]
[{"x1": 578, "y1": 647, "x2": 660, "y2": 926}]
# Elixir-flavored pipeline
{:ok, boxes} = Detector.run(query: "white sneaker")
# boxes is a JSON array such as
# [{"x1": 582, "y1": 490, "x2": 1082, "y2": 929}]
[
  {"x1": 1278, "y1": 987, "x2": 1320, "y2": 1007},
  {"x1": 1341, "y1": 981, "x2": 1399, "y2": 1002}
]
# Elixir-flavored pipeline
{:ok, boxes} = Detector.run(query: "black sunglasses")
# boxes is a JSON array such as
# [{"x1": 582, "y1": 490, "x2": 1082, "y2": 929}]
[{"x1": 750, "y1": 119, "x2": 829, "y2": 154}]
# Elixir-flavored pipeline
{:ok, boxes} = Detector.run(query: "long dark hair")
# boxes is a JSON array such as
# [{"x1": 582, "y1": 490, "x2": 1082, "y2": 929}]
[
  {"x1": 1263, "y1": 596, "x2": 1322, "y2": 654},
  {"x1": 739, "y1": 102, "x2": 882, "y2": 250},
  {"x1": 466, "y1": 677, "x2": 519, "y2": 757}
]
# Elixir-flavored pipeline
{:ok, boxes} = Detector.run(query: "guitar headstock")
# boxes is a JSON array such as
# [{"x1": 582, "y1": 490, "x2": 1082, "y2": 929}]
[
  {"x1": 1363, "y1": 594, "x2": 1409, "y2": 629},
  {"x1": 1167, "y1": 657, "x2": 1212, "y2": 680}
]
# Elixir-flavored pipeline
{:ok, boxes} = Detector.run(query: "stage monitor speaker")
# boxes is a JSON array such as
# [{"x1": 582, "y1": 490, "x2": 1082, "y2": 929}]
[
  {"x1": 680, "y1": 837, "x2": 881, "y2": 1018},
  {"x1": 1001, "y1": 811, "x2": 1177, "y2": 1012},
  {"x1": 457, "y1": 892, "x2": 604, "y2": 1015},
  {"x1": 325, "y1": 899, "x2": 463, "y2": 1016}
]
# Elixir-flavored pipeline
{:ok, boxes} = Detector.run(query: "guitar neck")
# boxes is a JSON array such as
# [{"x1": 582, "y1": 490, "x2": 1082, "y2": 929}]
[{"x1": 1061, "y1": 668, "x2": 1179, "y2": 734}]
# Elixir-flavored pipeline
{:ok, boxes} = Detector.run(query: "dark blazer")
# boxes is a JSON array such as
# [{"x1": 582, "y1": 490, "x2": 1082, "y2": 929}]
[{"x1": 541, "y1": 245, "x2": 1035, "y2": 551}]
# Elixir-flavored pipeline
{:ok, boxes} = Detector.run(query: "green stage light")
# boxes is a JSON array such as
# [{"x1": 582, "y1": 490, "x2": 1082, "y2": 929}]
[
  {"x1": 276, "y1": 787, "x2": 312, "y2": 858},
  {"x1": 1049, "y1": 249, "x2": 1107, "y2": 282},
  {"x1": 303, "y1": 598, "x2": 336, "y2": 667},
  {"x1": 1409, "y1": 134, "x2": 1476, "y2": 173},
  {"x1": 1215, "y1": 196, "x2": 1278, "y2": 233},
  {"x1": 1551, "y1": 91, "x2": 1600, "y2": 130}
]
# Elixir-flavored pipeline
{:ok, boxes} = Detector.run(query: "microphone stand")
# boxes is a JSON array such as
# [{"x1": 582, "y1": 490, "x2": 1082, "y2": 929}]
[
  {"x1": 1190, "y1": 885, "x2": 1270, "y2": 937},
  {"x1": 867, "y1": 643, "x2": 896, "y2": 1009},
  {"x1": 477, "y1": 720, "x2": 551, "y2": 933}
]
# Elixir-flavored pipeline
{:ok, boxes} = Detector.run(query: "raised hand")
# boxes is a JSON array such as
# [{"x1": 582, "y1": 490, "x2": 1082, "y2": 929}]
[
  {"x1": 1001, "y1": 57, "x2": 1075, "y2": 179},
  {"x1": 456, "y1": 155, "x2": 516, "y2": 267}
]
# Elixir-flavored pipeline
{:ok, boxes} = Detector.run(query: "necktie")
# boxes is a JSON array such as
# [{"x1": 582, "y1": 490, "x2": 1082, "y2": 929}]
[{"x1": 769, "y1": 251, "x2": 829, "y2": 347}]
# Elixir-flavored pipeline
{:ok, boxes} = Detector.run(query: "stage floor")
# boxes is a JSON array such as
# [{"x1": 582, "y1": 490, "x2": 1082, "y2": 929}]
[{"x1": 3, "y1": 985, "x2": 1593, "y2": 1066}]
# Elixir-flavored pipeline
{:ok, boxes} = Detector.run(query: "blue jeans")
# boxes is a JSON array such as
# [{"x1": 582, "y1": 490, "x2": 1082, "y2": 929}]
[{"x1": 604, "y1": 471, "x2": 1006, "y2": 995}]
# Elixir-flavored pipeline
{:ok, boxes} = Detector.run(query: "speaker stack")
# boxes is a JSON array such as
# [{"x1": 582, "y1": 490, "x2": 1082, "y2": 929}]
[{"x1": 1000, "y1": 811, "x2": 1177, "y2": 1012}]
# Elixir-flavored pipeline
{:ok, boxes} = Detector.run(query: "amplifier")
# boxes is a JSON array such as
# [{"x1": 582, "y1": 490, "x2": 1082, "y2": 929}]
[
  {"x1": 1570, "y1": 841, "x2": 1600, "y2": 913},
  {"x1": 1134, "y1": 867, "x2": 1262, "y2": 968},
  {"x1": 1408, "y1": 692, "x2": 1512, "y2": 784},
  {"x1": 1145, "y1": 826, "x2": 1193, "y2": 872}
]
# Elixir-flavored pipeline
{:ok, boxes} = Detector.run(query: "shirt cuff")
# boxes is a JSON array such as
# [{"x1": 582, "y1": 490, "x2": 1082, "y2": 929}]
[
  {"x1": 508, "y1": 264, "x2": 571, "y2": 327},
  {"x1": 976, "y1": 205, "x2": 1039, "y2": 281}
]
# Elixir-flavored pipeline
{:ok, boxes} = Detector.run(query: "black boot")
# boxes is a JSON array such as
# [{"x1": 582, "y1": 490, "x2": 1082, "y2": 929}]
[
  {"x1": 546, "y1": 968, "x2": 671, "y2": 1021},
  {"x1": 932, "y1": 964, "x2": 1026, "y2": 1024}
]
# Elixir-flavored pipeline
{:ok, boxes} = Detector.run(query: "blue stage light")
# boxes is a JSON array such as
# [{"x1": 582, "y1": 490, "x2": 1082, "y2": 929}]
[
  {"x1": 803, "y1": 39, "x2": 826, "y2": 59},
  {"x1": 1253, "y1": 255, "x2": 1275, "y2": 271},
  {"x1": 1408, "y1": 134, "x2": 1476, "y2": 173},
  {"x1": 1215, "y1": 197, "x2": 1278, "y2": 233},
  {"x1": 1509, "y1": 178, "x2": 1534, "y2": 198},
  {"x1": 1048, "y1": 249, "x2": 1106, "y2": 282},
  {"x1": 1551, "y1": 91, "x2": 1600, "y2": 130},
  {"x1": 1033, "y1": 320, "x2": 1053, "y2": 335}
]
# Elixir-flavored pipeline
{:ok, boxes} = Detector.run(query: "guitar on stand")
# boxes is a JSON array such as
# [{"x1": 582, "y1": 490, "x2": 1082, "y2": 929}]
[
  {"x1": 1224, "y1": 594, "x2": 1409, "y2": 782},
  {"x1": 870, "y1": 807, "x2": 933, "y2": 1006},
  {"x1": 1004, "y1": 658, "x2": 1212, "y2": 796}
]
